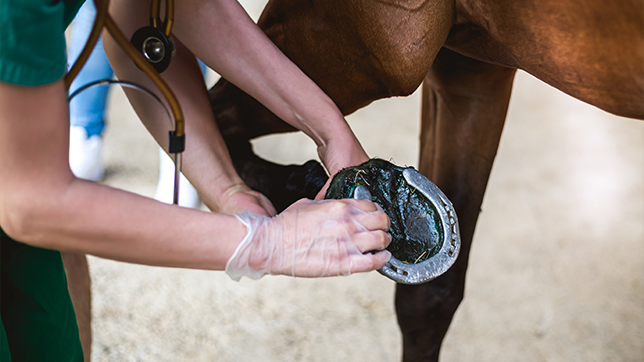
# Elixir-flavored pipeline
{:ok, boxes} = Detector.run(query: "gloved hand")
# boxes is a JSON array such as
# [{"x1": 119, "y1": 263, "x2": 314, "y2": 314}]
[{"x1": 226, "y1": 198, "x2": 392, "y2": 281}]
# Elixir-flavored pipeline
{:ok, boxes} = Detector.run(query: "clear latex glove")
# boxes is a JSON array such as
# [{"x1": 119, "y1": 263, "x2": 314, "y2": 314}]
[{"x1": 226, "y1": 199, "x2": 391, "y2": 281}]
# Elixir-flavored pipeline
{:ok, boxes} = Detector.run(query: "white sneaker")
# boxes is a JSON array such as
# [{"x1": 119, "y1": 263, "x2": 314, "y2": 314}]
[
  {"x1": 155, "y1": 148, "x2": 201, "y2": 208},
  {"x1": 69, "y1": 126, "x2": 105, "y2": 181}
]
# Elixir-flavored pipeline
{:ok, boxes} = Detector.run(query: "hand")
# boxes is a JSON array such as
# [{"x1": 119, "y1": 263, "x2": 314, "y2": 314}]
[
  {"x1": 216, "y1": 183, "x2": 277, "y2": 217},
  {"x1": 315, "y1": 136, "x2": 369, "y2": 200},
  {"x1": 226, "y1": 198, "x2": 391, "y2": 281},
  {"x1": 315, "y1": 177, "x2": 334, "y2": 201}
]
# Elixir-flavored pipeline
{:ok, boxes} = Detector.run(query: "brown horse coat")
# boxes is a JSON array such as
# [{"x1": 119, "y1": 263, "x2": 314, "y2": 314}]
[{"x1": 208, "y1": 1, "x2": 643, "y2": 360}]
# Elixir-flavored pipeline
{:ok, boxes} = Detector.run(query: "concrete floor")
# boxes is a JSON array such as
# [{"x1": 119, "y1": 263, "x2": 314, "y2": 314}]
[{"x1": 87, "y1": 2, "x2": 643, "y2": 361}]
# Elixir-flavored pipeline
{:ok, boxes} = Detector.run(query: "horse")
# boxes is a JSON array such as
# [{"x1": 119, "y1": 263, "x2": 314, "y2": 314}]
[{"x1": 206, "y1": 0, "x2": 644, "y2": 360}]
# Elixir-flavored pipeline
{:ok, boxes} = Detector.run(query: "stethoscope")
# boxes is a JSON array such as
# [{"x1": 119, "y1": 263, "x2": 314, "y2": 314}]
[{"x1": 66, "y1": 0, "x2": 185, "y2": 205}]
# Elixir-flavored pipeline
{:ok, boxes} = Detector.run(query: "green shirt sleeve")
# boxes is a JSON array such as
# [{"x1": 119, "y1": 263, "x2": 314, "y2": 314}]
[{"x1": 0, "y1": 0, "x2": 84, "y2": 86}]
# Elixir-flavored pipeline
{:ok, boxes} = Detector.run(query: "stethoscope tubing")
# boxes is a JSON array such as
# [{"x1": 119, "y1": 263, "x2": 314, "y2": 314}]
[
  {"x1": 68, "y1": 79, "x2": 174, "y2": 130},
  {"x1": 65, "y1": 0, "x2": 186, "y2": 205}
]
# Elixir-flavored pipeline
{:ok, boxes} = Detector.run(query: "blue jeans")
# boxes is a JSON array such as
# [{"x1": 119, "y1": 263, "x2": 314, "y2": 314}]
[
  {"x1": 68, "y1": 0, "x2": 113, "y2": 138},
  {"x1": 68, "y1": 1, "x2": 208, "y2": 138}
]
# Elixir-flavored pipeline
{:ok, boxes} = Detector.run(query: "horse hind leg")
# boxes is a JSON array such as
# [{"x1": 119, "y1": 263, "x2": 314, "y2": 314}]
[
  {"x1": 396, "y1": 48, "x2": 516, "y2": 361},
  {"x1": 223, "y1": 133, "x2": 328, "y2": 212},
  {"x1": 209, "y1": 79, "x2": 328, "y2": 212}
]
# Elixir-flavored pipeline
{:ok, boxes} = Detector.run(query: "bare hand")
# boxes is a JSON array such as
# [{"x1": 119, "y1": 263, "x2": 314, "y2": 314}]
[
  {"x1": 216, "y1": 184, "x2": 277, "y2": 217},
  {"x1": 315, "y1": 136, "x2": 369, "y2": 200}
]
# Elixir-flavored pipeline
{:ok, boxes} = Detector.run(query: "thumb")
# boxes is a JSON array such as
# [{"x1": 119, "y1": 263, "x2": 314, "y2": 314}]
[{"x1": 315, "y1": 177, "x2": 332, "y2": 201}]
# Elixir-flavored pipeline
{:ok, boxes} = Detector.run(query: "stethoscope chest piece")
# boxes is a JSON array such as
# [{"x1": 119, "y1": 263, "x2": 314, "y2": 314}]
[{"x1": 130, "y1": 26, "x2": 174, "y2": 73}]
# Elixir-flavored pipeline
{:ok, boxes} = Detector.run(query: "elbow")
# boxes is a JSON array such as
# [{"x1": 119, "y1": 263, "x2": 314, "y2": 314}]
[
  {"x1": 1, "y1": 201, "x2": 43, "y2": 245},
  {"x1": 0, "y1": 193, "x2": 61, "y2": 248}
]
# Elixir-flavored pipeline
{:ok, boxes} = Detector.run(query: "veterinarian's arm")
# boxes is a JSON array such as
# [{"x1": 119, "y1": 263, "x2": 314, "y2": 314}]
[
  {"x1": 171, "y1": 0, "x2": 370, "y2": 179},
  {"x1": 0, "y1": 80, "x2": 242, "y2": 269},
  {"x1": 0, "y1": 80, "x2": 390, "y2": 275},
  {"x1": 105, "y1": 0, "x2": 275, "y2": 217}
]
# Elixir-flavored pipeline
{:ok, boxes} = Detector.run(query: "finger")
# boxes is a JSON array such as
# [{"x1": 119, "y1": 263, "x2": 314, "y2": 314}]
[
  {"x1": 370, "y1": 250, "x2": 392, "y2": 269},
  {"x1": 257, "y1": 193, "x2": 277, "y2": 216},
  {"x1": 349, "y1": 250, "x2": 392, "y2": 273},
  {"x1": 349, "y1": 208, "x2": 390, "y2": 231},
  {"x1": 336, "y1": 198, "x2": 379, "y2": 213},
  {"x1": 352, "y1": 230, "x2": 392, "y2": 253},
  {"x1": 315, "y1": 178, "x2": 332, "y2": 201}
]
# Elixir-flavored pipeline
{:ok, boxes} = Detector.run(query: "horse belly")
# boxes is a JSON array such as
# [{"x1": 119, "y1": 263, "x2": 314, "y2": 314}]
[{"x1": 448, "y1": 0, "x2": 644, "y2": 119}]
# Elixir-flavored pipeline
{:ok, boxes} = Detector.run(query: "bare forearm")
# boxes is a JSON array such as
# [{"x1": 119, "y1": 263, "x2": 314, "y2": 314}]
[
  {"x1": 0, "y1": 78, "x2": 390, "y2": 279},
  {"x1": 105, "y1": 39, "x2": 243, "y2": 210},
  {"x1": 172, "y1": 0, "x2": 369, "y2": 174},
  {"x1": 105, "y1": 1, "x2": 261, "y2": 213},
  {"x1": 11, "y1": 178, "x2": 244, "y2": 269},
  {"x1": 0, "y1": 80, "x2": 245, "y2": 270}
]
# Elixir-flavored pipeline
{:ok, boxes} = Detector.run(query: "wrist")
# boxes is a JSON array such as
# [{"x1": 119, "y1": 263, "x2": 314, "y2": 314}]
[
  {"x1": 317, "y1": 135, "x2": 369, "y2": 176},
  {"x1": 199, "y1": 175, "x2": 247, "y2": 212},
  {"x1": 225, "y1": 211, "x2": 272, "y2": 281}
]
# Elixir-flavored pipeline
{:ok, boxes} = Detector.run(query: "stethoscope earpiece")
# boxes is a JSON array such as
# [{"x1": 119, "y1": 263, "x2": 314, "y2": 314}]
[{"x1": 130, "y1": 26, "x2": 174, "y2": 73}]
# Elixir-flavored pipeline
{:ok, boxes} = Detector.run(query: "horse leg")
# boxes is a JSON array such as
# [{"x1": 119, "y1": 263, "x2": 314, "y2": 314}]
[
  {"x1": 209, "y1": 0, "x2": 453, "y2": 211},
  {"x1": 395, "y1": 48, "x2": 516, "y2": 361},
  {"x1": 61, "y1": 252, "x2": 92, "y2": 361},
  {"x1": 208, "y1": 82, "x2": 328, "y2": 212}
]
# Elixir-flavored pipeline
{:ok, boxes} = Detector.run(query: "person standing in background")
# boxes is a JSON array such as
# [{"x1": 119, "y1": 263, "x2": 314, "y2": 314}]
[
  {"x1": 0, "y1": 1, "x2": 391, "y2": 361},
  {"x1": 68, "y1": 0, "x2": 201, "y2": 207}
]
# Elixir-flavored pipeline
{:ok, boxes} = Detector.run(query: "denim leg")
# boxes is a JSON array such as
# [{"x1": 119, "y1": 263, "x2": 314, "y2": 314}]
[
  {"x1": 68, "y1": 1, "x2": 114, "y2": 138},
  {"x1": 198, "y1": 59, "x2": 208, "y2": 76}
]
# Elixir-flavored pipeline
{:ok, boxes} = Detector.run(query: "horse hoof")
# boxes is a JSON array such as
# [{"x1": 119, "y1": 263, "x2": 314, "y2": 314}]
[{"x1": 325, "y1": 159, "x2": 461, "y2": 284}]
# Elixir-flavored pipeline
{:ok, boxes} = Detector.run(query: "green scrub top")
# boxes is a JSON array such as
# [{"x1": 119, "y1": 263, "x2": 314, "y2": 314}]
[
  {"x1": 1, "y1": 232, "x2": 84, "y2": 362},
  {"x1": 1, "y1": 0, "x2": 86, "y2": 360},
  {"x1": 0, "y1": 0, "x2": 84, "y2": 86}
]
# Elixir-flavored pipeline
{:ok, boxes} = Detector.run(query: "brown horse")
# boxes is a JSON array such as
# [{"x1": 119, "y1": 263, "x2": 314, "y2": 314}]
[{"x1": 207, "y1": 0, "x2": 644, "y2": 361}]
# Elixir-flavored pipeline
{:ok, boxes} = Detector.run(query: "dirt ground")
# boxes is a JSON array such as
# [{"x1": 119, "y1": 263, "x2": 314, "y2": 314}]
[{"x1": 86, "y1": 2, "x2": 643, "y2": 361}]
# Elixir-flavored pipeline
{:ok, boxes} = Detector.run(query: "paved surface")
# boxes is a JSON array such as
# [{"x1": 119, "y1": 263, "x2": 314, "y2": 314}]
[{"x1": 87, "y1": 2, "x2": 643, "y2": 361}]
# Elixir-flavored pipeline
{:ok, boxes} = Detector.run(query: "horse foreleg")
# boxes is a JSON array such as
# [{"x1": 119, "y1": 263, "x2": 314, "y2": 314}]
[
  {"x1": 396, "y1": 48, "x2": 516, "y2": 361},
  {"x1": 209, "y1": 0, "x2": 453, "y2": 212}
]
